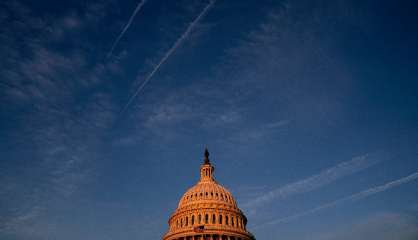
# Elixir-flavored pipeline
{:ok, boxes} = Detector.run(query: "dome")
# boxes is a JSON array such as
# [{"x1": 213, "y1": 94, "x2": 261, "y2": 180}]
[
  {"x1": 178, "y1": 181, "x2": 237, "y2": 209},
  {"x1": 162, "y1": 149, "x2": 255, "y2": 240}
]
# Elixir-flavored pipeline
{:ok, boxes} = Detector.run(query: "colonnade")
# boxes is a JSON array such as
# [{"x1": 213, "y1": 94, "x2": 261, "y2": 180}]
[
  {"x1": 172, "y1": 235, "x2": 245, "y2": 240},
  {"x1": 172, "y1": 212, "x2": 246, "y2": 231}
]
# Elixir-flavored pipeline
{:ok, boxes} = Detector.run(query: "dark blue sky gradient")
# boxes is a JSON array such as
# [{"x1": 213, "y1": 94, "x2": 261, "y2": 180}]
[{"x1": 1, "y1": 0, "x2": 418, "y2": 239}]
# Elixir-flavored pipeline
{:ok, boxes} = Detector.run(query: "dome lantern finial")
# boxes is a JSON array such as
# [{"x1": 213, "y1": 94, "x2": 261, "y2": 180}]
[
  {"x1": 204, "y1": 147, "x2": 210, "y2": 164},
  {"x1": 200, "y1": 147, "x2": 214, "y2": 182}
]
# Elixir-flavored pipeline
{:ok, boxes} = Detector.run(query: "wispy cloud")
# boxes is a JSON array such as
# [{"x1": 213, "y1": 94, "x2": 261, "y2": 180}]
[
  {"x1": 265, "y1": 120, "x2": 291, "y2": 129},
  {"x1": 243, "y1": 153, "x2": 381, "y2": 209},
  {"x1": 121, "y1": 0, "x2": 216, "y2": 114},
  {"x1": 107, "y1": 0, "x2": 148, "y2": 58},
  {"x1": 0, "y1": 2, "x2": 118, "y2": 237},
  {"x1": 260, "y1": 170, "x2": 418, "y2": 227},
  {"x1": 319, "y1": 212, "x2": 418, "y2": 240}
]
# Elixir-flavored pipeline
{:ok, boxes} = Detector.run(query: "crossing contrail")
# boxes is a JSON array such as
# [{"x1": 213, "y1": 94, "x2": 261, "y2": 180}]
[
  {"x1": 107, "y1": 0, "x2": 148, "y2": 58},
  {"x1": 257, "y1": 170, "x2": 418, "y2": 228},
  {"x1": 120, "y1": 0, "x2": 216, "y2": 114}
]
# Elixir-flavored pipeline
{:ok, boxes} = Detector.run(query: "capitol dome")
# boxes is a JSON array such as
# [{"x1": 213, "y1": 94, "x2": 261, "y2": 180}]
[{"x1": 162, "y1": 149, "x2": 256, "y2": 240}]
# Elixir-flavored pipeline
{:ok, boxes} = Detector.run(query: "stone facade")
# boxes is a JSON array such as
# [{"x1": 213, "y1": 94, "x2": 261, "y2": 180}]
[{"x1": 162, "y1": 149, "x2": 256, "y2": 240}]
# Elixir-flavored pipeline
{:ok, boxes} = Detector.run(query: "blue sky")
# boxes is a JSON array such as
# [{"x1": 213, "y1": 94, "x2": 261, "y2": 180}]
[{"x1": 1, "y1": 0, "x2": 418, "y2": 239}]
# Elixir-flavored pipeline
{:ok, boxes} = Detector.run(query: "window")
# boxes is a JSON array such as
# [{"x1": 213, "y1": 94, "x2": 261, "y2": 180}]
[
  {"x1": 219, "y1": 215, "x2": 222, "y2": 224},
  {"x1": 192, "y1": 215, "x2": 195, "y2": 225},
  {"x1": 186, "y1": 216, "x2": 188, "y2": 226},
  {"x1": 198, "y1": 214, "x2": 201, "y2": 224},
  {"x1": 225, "y1": 216, "x2": 229, "y2": 225},
  {"x1": 205, "y1": 214, "x2": 208, "y2": 224},
  {"x1": 212, "y1": 214, "x2": 216, "y2": 224},
  {"x1": 231, "y1": 217, "x2": 234, "y2": 226},
  {"x1": 181, "y1": 218, "x2": 183, "y2": 227}
]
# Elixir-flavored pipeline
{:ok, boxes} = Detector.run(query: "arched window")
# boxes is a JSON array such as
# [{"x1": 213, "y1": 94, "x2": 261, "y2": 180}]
[
  {"x1": 231, "y1": 217, "x2": 234, "y2": 226},
  {"x1": 180, "y1": 218, "x2": 183, "y2": 227},
  {"x1": 198, "y1": 214, "x2": 201, "y2": 224},
  {"x1": 219, "y1": 215, "x2": 222, "y2": 224},
  {"x1": 186, "y1": 216, "x2": 188, "y2": 226},
  {"x1": 192, "y1": 215, "x2": 195, "y2": 225},
  {"x1": 211, "y1": 192, "x2": 213, "y2": 197},
  {"x1": 206, "y1": 192, "x2": 208, "y2": 197},
  {"x1": 176, "y1": 220, "x2": 179, "y2": 228},
  {"x1": 212, "y1": 214, "x2": 216, "y2": 224},
  {"x1": 225, "y1": 216, "x2": 229, "y2": 225},
  {"x1": 205, "y1": 214, "x2": 208, "y2": 224}
]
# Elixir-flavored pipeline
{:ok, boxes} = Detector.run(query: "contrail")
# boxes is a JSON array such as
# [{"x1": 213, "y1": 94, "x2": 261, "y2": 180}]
[
  {"x1": 107, "y1": 0, "x2": 147, "y2": 58},
  {"x1": 242, "y1": 153, "x2": 382, "y2": 209},
  {"x1": 256, "y1": 170, "x2": 418, "y2": 228},
  {"x1": 120, "y1": 0, "x2": 216, "y2": 114}
]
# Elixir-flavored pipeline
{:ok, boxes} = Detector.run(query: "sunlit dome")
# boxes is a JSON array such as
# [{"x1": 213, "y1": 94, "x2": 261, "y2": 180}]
[
  {"x1": 162, "y1": 149, "x2": 255, "y2": 240},
  {"x1": 178, "y1": 181, "x2": 237, "y2": 209}
]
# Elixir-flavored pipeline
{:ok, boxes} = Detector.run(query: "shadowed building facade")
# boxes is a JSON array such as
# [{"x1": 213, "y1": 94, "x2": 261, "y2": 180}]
[{"x1": 162, "y1": 149, "x2": 256, "y2": 240}]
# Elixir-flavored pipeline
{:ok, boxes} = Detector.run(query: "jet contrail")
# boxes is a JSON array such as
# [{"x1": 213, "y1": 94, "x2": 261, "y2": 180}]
[
  {"x1": 107, "y1": 0, "x2": 147, "y2": 58},
  {"x1": 242, "y1": 153, "x2": 381, "y2": 209},
  {"x1": 120, "y1": 0, "x2": 216, "y2": 114},
  {"x1": 257, "y1": 170, "x2": 418, "y2": 228}
]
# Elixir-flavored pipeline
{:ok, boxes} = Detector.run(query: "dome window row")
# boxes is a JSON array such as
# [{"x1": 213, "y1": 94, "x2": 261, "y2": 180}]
[{"x1": 184, "y1": 192, "x2": 233, "y2": 203}]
